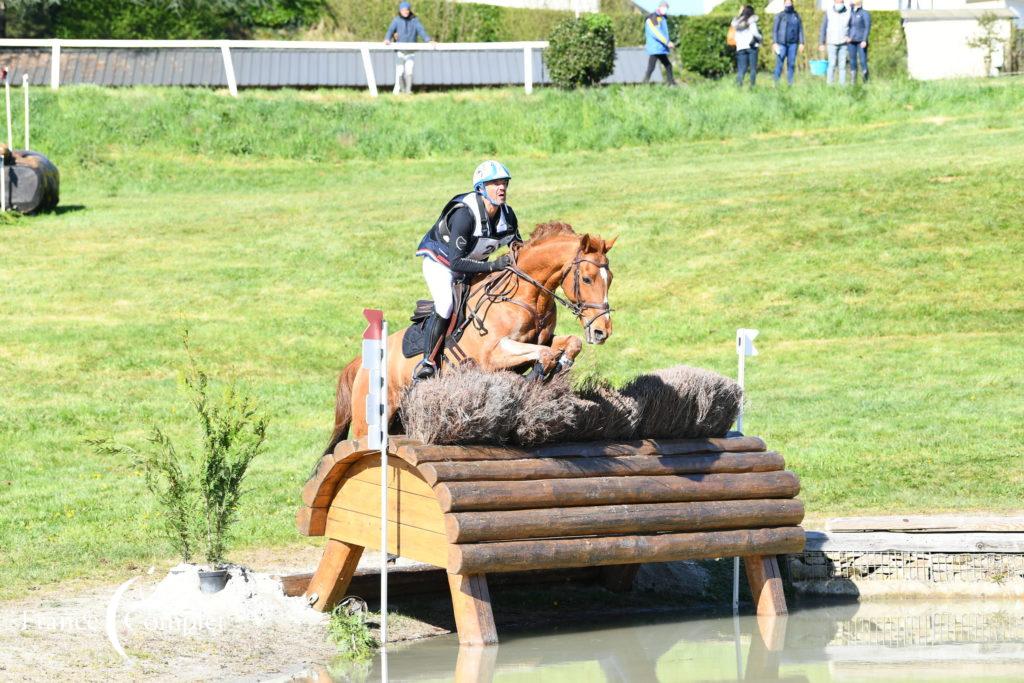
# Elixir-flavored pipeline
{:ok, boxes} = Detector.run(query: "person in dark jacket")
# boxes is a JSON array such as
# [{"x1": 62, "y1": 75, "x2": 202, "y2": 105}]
[
  {"x1": 847, "y1": 0, "x2": 871, "y2": 83},
  {"x1": 384, "y1": 1, "x2": 431, "y2": 94},
  {"x1": 643, "y1": 2, "x2": 677, "y2": 86},
  {"x1": 772, "y1": 0, "x2": 805, "y2": 85}
]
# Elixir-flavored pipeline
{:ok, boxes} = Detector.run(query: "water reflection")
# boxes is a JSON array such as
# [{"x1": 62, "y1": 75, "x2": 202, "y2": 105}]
[{"x1": 294, "y1": 600, "x2": 1024, "y2": 682}]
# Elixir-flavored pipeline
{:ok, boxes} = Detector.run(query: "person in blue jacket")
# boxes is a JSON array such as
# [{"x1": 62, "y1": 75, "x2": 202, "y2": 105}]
[
  {"x1": 847, "y1": 0, "x2": 871, "y2": 83},
  {"x1": 772, "y1": 0, "x2": 805, "y2": 85},
  {"x1": 384, "y1": 2, "x2": 431, "y2": 94},
  {"x1": 643, "y1": 2, "x2": 677, "y2": 86}
]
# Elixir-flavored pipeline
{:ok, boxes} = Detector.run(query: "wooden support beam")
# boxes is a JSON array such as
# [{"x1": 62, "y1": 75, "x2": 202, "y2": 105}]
[
  {"x1": 305, "y1": 539, "x2": 364, "y2": 612},
  {"x1": 445, "y1": 498, "x2": 805, "y2": 543},
  {"x1": 450, "y1": 526, "x2": 805, "y2": 574},
  {"x1": 448, "y1": 573, "x2": 498, "y2": 645},
  {"x1": 743, "y1": 555, "x2": 787, "y2": 616},
  {"x1": 418, "y1": 451, "x2": 785, "y2": 486},
  {"x1": 436, "y1": 471, "x2": 800, "y2": 513}
]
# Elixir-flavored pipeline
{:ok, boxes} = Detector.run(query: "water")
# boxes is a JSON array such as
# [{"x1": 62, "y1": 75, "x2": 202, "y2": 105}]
[{"x1": 296, "y1": 600, "x2": 1024, "y2": 682}]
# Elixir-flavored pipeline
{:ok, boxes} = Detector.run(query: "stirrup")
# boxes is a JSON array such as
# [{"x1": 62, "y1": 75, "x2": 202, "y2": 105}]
[{"x1": 412, "y1": 359, "x2": 437, "y2": 381}]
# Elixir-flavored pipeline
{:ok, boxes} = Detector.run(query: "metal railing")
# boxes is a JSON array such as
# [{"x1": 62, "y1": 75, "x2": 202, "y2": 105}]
[{"x1": 0, "y1": 38, "x2": 550, "y2": 96}]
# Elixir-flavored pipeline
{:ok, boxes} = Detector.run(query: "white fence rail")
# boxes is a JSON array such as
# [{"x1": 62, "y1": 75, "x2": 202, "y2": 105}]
[{"x1": 0, "y1": 39, "x2": 551, "y2": 96}]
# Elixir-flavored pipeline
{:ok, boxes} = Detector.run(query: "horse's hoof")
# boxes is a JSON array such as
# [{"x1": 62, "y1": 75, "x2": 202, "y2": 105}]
[{"x1": 557, "y1": 355, "x2": 574, "y2": 372}]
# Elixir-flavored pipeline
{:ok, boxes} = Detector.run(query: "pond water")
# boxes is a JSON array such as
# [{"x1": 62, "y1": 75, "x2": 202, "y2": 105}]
[{"x1": 292, "y1": 600, "x2": 1024, "y2": 682}]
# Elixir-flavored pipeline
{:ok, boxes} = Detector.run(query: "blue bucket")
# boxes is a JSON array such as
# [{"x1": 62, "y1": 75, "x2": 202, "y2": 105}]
[{"x1": 809, "y1": 59, "x2": 828, "y2": 77}]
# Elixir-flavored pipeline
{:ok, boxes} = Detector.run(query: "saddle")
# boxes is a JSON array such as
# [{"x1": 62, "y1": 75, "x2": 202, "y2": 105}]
[{"x1": 400, "y1": 282, "x2": 472, "y2": 361}]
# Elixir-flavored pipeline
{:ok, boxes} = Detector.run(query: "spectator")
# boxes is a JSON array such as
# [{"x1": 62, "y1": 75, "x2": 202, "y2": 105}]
[
  {"x1": 732, "y1": 5, "x2": 762, "y2": 87},
  {"x1": 848, "y1": 0, "x2": 871, "y2": 83},
  {"x1": 819, "y1": 0, "x2": 852, "y2": 86},
  {"x1": 384, "y1": 2, "x2": 431, "y2": 95},
  {"x1": 772, "y1": 0, "x2": 805, "y2": 86},
  {"x1": 643, "y1": 2, "x2": 677, "y2": 86}
]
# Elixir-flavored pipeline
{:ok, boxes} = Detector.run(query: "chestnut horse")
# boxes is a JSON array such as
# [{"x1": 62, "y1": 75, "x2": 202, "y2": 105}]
[{"x1": 324, "y1": 222, "x2": 616, "y2": 454}]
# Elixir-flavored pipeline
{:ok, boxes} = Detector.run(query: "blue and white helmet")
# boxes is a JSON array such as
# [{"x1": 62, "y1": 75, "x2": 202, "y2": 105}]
[{"x1": 472, "y1": 160, "x2": 511, "y2": 190}]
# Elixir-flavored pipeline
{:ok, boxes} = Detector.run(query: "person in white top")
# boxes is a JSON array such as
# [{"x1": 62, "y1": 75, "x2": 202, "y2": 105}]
[
  {"x1": 731, "y1": 5, "x2": 762, "y2": 87},
  {"x1": 819, "y1": 0, "x2": 852, "y2": 85}
]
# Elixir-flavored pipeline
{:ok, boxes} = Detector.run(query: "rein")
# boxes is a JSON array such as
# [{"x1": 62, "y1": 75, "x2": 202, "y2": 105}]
[{"x1": 458, "y1": 242, "x2": 612, "y2": 339}]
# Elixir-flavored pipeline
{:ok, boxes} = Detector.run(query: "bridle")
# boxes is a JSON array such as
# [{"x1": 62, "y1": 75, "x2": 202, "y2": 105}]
[
  {"x1": 507, "y1": 246, "x2": 613, "y2": 332},
  {"x1": 450, "y1": 241, "x2": 612, "y2": 353}
]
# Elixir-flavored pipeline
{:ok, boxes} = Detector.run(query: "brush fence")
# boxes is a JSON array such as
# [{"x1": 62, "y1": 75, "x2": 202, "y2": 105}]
[{"x1": 297, "y1": 435, "x2": 805, "y2": 644}]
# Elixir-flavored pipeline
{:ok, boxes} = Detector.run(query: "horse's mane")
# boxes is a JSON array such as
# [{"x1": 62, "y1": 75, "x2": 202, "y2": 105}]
[{"x1": 525, "y1": 221, "x2": 577, "y2": 246}]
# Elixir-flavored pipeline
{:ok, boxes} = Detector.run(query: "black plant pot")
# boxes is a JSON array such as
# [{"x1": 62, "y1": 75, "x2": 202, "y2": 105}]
[{"x1": 198, "y1": 568, "x2": 230, "y2": 594}]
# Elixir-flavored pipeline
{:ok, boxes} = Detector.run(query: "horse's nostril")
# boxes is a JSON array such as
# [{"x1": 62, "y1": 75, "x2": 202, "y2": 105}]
[{"x1": 593, "y1": 329, "x2": 607, "y2": 341}]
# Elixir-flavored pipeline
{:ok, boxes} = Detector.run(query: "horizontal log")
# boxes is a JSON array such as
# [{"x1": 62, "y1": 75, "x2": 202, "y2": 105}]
[
  {"x1": 435, "y1": 471, "x2": 800, "y2": 513},
  {"x1": 449, "y1": 526, "x2": 806, "y2": 574},
  {"x1": 418, "y1": 451, "x2": 784, "y2": 486},
  {"x1": 446, "y1": 498, "x2": 806, "y2": 543},
  {"x1": 398, "y1": 436, "x2": 767, "y2": 465},
  {"x1": 826, "y1": 514, "x2": 1024, "y2": 533},
  {"x1": 805, "y1": 531, "x2": 1024, "y2": 553}
]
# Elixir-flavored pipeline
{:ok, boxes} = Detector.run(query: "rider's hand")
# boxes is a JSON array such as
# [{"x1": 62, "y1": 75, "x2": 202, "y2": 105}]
[{"x1": 490, "y1": 254, "x2": 512, "y2": 271}]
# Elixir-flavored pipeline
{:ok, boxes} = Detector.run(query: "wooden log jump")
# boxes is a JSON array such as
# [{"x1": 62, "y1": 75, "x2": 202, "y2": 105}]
[{"x1": 297, "y1": 435, "x2": 805, "y2": 645}]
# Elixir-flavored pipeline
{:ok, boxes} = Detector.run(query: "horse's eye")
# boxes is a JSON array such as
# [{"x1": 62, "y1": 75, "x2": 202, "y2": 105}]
[{"x1": 582, "y1": 277, "x2": 593, "y2": 285}]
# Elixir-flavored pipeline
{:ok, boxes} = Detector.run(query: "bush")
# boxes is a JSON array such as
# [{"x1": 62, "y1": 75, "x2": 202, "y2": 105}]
[
  {"x1": 676, "y1": 15, "x2": 733, "y2": 79},
  {"x1": 5, "y1": 0, "x2": 324, "y2": 39},
  {"x1": 545, "y1": 13, "x2": 617, "y2": 89},
  {"x1": 91, "y1": 333, "x2": 268, "y2": 565}
]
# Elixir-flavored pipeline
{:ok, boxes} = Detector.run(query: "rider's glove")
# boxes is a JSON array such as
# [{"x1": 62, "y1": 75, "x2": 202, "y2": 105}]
[{"x1": 490, "y1": 254, "x2": 512, "y2": 271}]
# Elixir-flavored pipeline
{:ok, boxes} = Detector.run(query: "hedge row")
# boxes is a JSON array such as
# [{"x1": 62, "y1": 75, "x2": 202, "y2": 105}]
[{"x1": 5, "y1": 0, "x2": 323, "y2": 39}]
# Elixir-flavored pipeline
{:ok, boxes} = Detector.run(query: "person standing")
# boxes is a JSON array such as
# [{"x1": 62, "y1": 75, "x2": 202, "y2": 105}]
[
  {"x1": 384, "y1": 1, "x2": 431, "y2": 95},
  {"x1": 643, "y1": 2, "x2": 677, "y2": 86},
  {"x1": 772, "y1": 0, "x2": 805, "y2": 85},
  {"x1": 732, "y1": 5, "x2": 762, "y2": 87},
  {"x1": 848, "y1": 0, "x2": 871, "y2": 83},
  {"x1": 819, "y1": 0, "x2": 852, "y2": 86}
]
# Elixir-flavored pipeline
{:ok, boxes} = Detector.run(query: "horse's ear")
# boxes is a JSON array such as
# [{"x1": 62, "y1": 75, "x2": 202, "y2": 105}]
[
  {"x1": 580, "y1": 233, "x2": 596, "y2": 252},
  {"x1": 603, "y1": 235, "x2": 618, "y2": 252}
]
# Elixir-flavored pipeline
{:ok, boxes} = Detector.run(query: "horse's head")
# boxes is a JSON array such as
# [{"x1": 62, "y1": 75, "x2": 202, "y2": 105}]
[{"x1": 562, "y1": 233, "x2": 617, "y2": 345}]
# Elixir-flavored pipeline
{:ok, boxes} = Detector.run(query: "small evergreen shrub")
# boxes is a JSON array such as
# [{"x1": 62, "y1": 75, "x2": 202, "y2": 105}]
[
  {"x1": 676, "y1": 15, "x2": 733, "y2": 79},
  {"x1": 545, "y1": 13, "x2": 617, "y2": 89}
]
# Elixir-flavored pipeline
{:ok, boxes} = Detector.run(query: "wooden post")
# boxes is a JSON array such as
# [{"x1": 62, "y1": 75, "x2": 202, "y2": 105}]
[
  {"x1": 523, "y1": 46, "x2": 533, "y2": 94},
  {"x1": 360, "y1": 47, "x2": 378, "y2": 98},
  {"x1": 743, "y1": 554, "x2": 787, "y2": 616},
  {"x1": 50, "y1": 41, "x2": 60, "y2": 91},
  {"x1": 305, "y1": 539, "x2": 364, "y2": 612},
  {"x1": 448, "y1": 573, "x2": 498, "y2": 645},
  {"x1": 220, "y1": 44, "x2": 238, "y2": 97}
]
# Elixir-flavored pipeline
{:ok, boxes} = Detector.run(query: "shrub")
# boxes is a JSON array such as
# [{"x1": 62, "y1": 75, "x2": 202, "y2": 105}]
[
  {"x1": 676, "y1": 15, "x2": 733, "y2": 79},
  {"x1": 545, "y1": 13, "x2": 617, "y2": 88},
  {"x1": 621, "y1": 366, "x2": 742, "y2": 439},
  {"x1": 91, "y1": 332, "x2": 268, "y2": 565}
]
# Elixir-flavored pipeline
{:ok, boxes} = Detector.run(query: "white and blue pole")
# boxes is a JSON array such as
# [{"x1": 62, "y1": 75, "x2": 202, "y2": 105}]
[{"x1": 733, "y1": 328, "x2": 759, "y2": 613}]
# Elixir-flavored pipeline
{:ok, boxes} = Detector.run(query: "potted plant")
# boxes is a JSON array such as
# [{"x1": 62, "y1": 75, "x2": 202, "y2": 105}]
[{"x1": 95, "y1": 332, "x2": 268, "y2": 593}]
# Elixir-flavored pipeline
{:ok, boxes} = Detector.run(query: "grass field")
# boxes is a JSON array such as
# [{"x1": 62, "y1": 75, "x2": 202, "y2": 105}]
[{"x1": 1, "y1": 80, "x2": 1023, "y2": 598}]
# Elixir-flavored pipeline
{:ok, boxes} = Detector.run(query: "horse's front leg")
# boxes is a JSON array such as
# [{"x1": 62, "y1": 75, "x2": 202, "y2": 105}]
[
  {"x1": 484, "y1": 337, "x2": 563, "y2": 375},
  {"x1": 549, "y1": 335, "x2": 584, "y2": 371}
]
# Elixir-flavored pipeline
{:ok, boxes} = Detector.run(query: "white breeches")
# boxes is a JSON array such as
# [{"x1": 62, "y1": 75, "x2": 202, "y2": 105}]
[
  {"x1": 394, "y1": 52, "x2": 415, "y2": 94},
  {"x1": 422, "y1": 257, "x2": 454, "y2": 318}
]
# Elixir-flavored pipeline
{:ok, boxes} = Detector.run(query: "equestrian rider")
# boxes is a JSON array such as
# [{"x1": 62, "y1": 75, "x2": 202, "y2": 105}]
[{"x1": 414, "y1": 160, "x2": 522, "y2": 380}]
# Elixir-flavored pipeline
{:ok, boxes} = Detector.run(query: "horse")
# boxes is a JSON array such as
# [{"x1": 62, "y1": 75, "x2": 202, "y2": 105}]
[{"x1": 324, "y1": 221, "x2": 617, "y2": 454}]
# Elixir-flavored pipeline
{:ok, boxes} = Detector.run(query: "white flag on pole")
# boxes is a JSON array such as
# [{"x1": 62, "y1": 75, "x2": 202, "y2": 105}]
[{"x1": 737, "y1": 328, "x2": 759, "y2": 358}]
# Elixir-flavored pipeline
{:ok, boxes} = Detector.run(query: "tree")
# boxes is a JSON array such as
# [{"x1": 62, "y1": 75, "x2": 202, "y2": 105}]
[{"x1": 967, "y1": 12, "x2": 1006, "y2": 77}]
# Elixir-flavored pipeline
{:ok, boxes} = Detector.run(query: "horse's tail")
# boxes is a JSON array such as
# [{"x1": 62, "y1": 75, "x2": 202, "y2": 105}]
[{"x1": 324, "y1": 356, "x2": 360, "y2": 456}]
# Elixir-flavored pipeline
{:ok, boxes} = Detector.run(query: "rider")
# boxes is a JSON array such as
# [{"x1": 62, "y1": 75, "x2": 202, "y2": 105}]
[{"x1": 413, "y1": 160, "x2": 523, "y2": 380}]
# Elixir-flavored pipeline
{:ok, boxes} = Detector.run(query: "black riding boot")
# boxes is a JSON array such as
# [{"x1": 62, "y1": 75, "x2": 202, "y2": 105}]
[{"x1": 412, "y1": 311, "x2": 449, "y2": 381}]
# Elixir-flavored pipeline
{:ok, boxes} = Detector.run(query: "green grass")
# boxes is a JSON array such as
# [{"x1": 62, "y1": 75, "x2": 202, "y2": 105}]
[{"x1": 1, "y1": 80, "x2": 1023, "y2": 598}]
